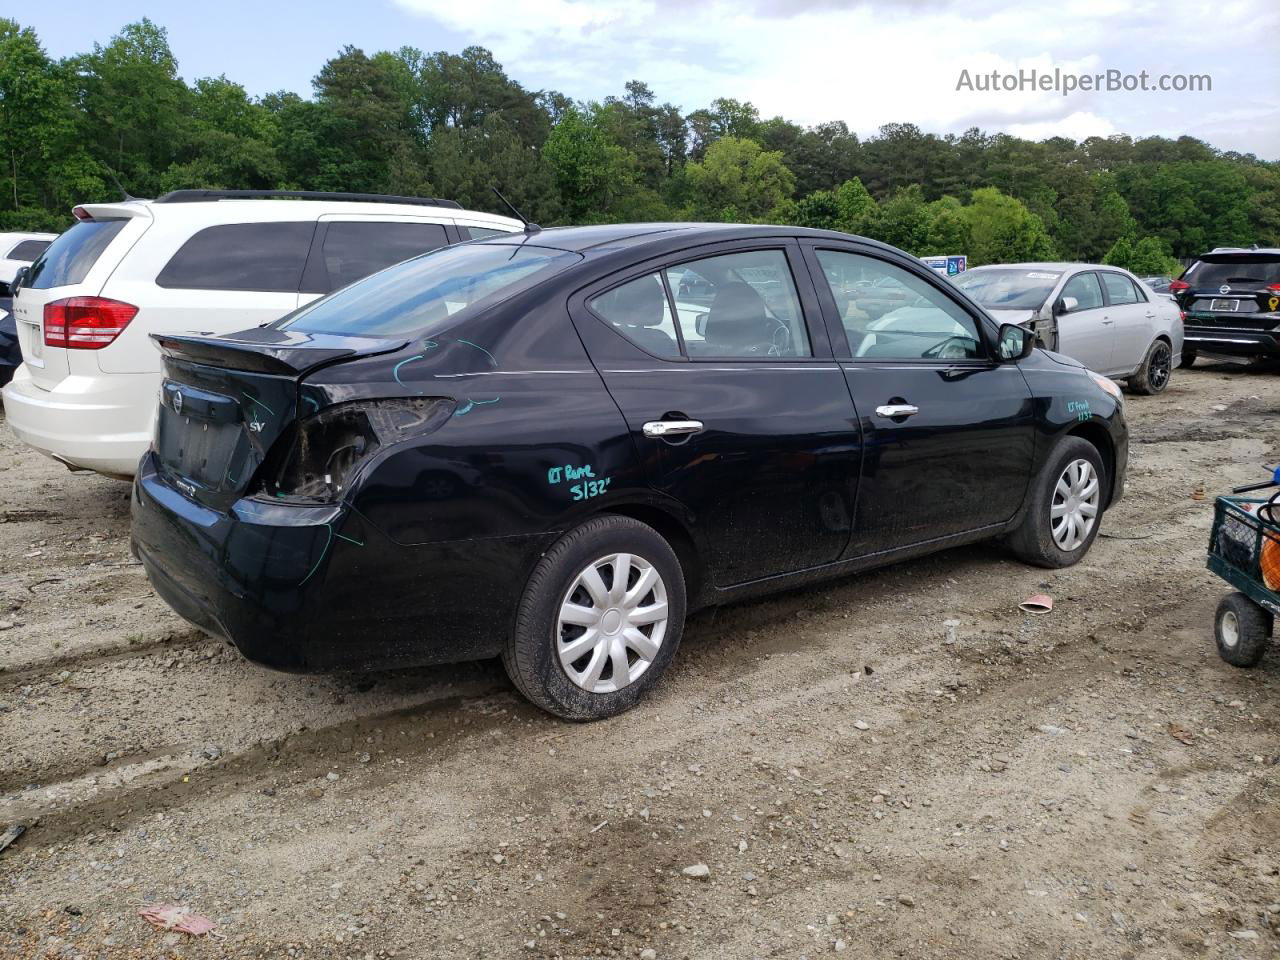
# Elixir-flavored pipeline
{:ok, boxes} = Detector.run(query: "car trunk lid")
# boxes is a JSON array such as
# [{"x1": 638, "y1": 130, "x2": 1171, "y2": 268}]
[{"x1": 151, "y1": 328, "x2": 406, "y2": 509}]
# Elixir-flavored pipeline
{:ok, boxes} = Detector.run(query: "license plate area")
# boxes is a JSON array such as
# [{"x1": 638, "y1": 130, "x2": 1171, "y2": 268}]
[
  {"x1": 18, "y1": 320, "x2": 43, "y2": 365},
  {"x1": 1210, "y1": 298, "x2": 1239, "y2": 312}
]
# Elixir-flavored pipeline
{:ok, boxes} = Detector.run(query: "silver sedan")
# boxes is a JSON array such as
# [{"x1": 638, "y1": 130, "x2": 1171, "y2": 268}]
[{"x1": 954, "y1": 263, "x2": 1185, "y2": 394}]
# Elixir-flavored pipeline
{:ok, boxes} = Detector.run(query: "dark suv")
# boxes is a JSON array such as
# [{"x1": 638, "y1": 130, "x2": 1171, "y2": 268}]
[
  {"x1": 131, "y1": 224, "x2": 1128, "y2": 720},
  {"x1": 1173, "y1": 247, "x2": 1280, "y2": 364}
]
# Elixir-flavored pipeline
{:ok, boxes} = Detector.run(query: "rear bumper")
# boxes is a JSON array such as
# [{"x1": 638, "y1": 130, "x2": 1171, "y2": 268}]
[
  {"x1": 1, "y1": 365, "x2": 154, "y2": 477},
  {"x1": 131, "y1": 452, "x2": 545, "y2": 672},
  {"x1": 1183, "y1": 326, "x2": 1280, "y2": 358}
]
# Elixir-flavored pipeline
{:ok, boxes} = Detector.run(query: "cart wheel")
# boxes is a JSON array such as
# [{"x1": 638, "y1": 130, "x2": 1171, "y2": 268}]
[{"x1": 1214, "y1": 592, "x2": 1272, "y2": 668}]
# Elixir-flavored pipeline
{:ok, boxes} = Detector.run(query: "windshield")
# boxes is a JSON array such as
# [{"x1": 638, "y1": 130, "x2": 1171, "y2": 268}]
[
  {"x1": 1182, "y1": 256, "x2": 1280, "y2": 288},
  {"x1": 953, "y1": 268, "x2": 1061, "y2": 310},
  {"x1": 278, "y1": 242, "x2": 582, "y2": 337}
]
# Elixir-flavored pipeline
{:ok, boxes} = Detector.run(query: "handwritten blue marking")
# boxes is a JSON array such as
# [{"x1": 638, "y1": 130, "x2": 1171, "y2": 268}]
[
  {"x1": 457, "y1": 339, "x2": 497, "y2": 367},
  {"x1": 393, "y1": 354, "x2": 425, "y2": 390},
  {"x1": 454, "y1": 396, "x2": 501, "y2": 417},
  {"x1": 299, "y1": 522, "x2": 365, "y2": 585},
  {"x1": 303, "y1": 395, "x2": 320, "y2": 413},
  {"x1": 242, "y1": 391, "x2": 275, "y2": 416}
]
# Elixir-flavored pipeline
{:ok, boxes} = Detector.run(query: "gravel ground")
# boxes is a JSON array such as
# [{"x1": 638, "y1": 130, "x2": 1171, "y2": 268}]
[{"x1": 1, "y1": 361, "x2": 1278, "y2": 960}]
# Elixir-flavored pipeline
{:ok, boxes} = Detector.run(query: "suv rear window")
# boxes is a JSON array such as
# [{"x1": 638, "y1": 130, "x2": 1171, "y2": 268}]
[
  {"x1": 7, "y1": 239, "x2": 51, "y2": 262},
  {"x1": 27, "y1": 220, "x2": 127, "y2": 290},
  {"x1": 1183, "y1": 256, "x2": 1280, "y2": 288},
  {"x1": 156, "y1": 222, "x2": 314, "y2": 292},
  {"x1": 280, "y1": 242, "x2": 581, "y2": 337}
]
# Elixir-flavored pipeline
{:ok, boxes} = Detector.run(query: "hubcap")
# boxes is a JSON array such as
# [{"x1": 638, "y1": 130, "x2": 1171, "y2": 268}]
[
  {"x1": 1220, "y1": 609, "x2": 1240, "y2": 649},
  {"x1": 1050, "y1": 458, "x2": 1100, "y2": 552},
  {"x1": 1150, "y1": 343, "x2": 1171, "y2": 390},
  {"x1": 556, "y1": 552, "x2": 669, "y2": 694}
]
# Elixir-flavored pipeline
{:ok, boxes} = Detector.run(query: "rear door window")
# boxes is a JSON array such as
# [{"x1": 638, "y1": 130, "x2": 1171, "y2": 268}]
[
  {"x1": 461, "y1": 226, "x2": 512, "y2": 241},
  {"x1": 27, "y1": 220, "x2": 128, "y2": 290},
  {"x1": 1100, "y1": 272, "x2": 1140, "y2": 305},
  {"x1": 589, "y1": 273, "x2": 680, "y2": 358},
  {"x1": 315, "y1": 221, "x2": 450, "y2": 292},
  {"x1": 156, "y1": 222, "x2": 314, "y2": 292},
  {"x1": 666, "y1": 250, "x2": 811, "y2": 358},
  {"x1": 7, "y1": 239, "x2": 52, "y2": 262}
]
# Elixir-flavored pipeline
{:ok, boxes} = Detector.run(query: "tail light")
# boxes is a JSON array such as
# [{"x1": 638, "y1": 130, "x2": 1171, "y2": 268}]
[
  {"x1": 44, "y1": 297, "x2": 138, "y2": 350},
  {"x1": 1266, "y1": 283, "x2": 1280, "y2": 294},
  {"x1": 1169, "y1": 279, "x2": 1190, "y2": 294},
  {"x1": 263, "y1": 398, "x2": 454, "y2": 501}
]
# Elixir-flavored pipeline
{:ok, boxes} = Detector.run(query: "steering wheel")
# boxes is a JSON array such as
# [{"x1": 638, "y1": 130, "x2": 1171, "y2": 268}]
[{"x1": 921, "y1": 336, "x2": 975, "y2": 360}]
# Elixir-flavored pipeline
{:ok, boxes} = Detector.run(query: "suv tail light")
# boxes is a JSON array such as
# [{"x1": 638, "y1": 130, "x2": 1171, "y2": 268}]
[
  {"x1": 1266, "y1": 283, "x2": 1280, "y2": 295},
  {"x1": 1169, "y1": 279, "x2": 1190, "y2": 293},
  {"x1": 44, "y1": 297, "x2": 138, "y2": 350}
]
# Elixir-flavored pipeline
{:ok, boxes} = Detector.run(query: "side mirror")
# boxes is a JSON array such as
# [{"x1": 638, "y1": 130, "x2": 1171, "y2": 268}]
[
  {"x1": 694, "y1": 313, "x2": 708, "y2": 337},
  {"x1": 11, "y1": 265, "x2": 29, "y2": 295},
  {"x1": 1055, "y1": 295, "x2": 1079, "y2": 316},
  {"x1": 997, "y1": 322, "x2": 1036, "y2": 362}
]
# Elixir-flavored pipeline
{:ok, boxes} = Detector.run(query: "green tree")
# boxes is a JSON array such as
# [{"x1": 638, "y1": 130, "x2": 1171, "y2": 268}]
[
  {"x1": 835, "y1": 177, "x2": 875, "y2": 234},
  {"x1": 680, "y1": 136, "x2": 794, "y2": 222},
  {"x1": 865, "y1": 185, "x2": 930, "y2": 253},
  {"x1": 962, "y1": 187, "x2": 1057, "y2": 265},
  {"x1": 1127, "y1": 236, "x2": 1181, "y2": 276},
  {"x1": 542, "y1": 107, "x2": 635, "y2": 221},
  {"x1": 1103, "y1": 235, "x2": 1136, "y2": 269}
]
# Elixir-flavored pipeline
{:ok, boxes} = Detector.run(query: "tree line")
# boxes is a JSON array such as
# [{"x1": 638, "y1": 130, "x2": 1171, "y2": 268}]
[{"x1": 2, "y1": 18, "x2": 1278, "y2": 274}]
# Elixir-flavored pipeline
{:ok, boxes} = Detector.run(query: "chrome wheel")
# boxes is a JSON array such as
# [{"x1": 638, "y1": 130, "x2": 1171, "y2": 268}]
[
  {"x1": 1149, "y1": 342, "x2": 1171, "y2": 391},
  {"x1": 1050, "y1": 458, "x2": 1100, "y2": 551},
  {"x1": 556, "y1": 552, "x2": 669, "y2": 694},
  {"x1": 1219, "y1": 609, "x2": 1240, "y2": 650}
]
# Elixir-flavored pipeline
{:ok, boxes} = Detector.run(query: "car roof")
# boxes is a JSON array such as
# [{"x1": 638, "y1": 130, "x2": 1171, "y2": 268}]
[
  {"x1": 469, "y1": 222, "x2": 906, "y2": 257},
  {"x1": 0, "y1": 231, "x2": 58, "y2": 241},
  {"x1": 1196, "y1": 247, "x2": 1280, "y2": 257},
  {"x1": 968, "y1": 262, "x2": 1124, "y2": 272},
  {"x1": 74, "y1": 197, "x2": 523, "y2": 229}
]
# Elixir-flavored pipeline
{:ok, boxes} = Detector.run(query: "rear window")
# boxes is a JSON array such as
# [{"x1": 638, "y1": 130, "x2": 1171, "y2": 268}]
[
  {"x1": 156, "y1": 222, "x2": 314, "y2": 292},
  {"x1": 27, "y1": 220, "x2": 127, "y2": 290},
  {"x1": 1183, "y1": 256, "x2": 1280, "y2": 287},
  {"x1": 279, "y1": 242, "x2": 581, "y2": 337},
  {"x1": 316, "y1": 221, "x2": 450, "y2": 292},
  {"x1": 7, "y1": 239, "x2": 51, "y2": 262}
]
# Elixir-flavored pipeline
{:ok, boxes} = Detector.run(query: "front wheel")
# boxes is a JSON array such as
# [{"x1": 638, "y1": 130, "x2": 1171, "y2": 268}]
[
  {"x1": 503, "y1": 515, "x2": 686, "y2": 720},
  {"x1": 1008, "y1": 437, "x2": 1106, "y2": 568},
  {"x1": 1214, "y1": 592, "x2": 1271, "y2": 667},
  {"x1": 1128, "y1": 339, "x2": 1173, "y2": 395}
]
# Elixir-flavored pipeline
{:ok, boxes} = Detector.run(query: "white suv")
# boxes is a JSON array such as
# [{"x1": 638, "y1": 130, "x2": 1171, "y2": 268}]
[
  {"x1": 2, "y1": 190, "x2": 520, "y2": 478},
  {"x1": 0, "y1": 231, "x2": 57, "y2": 294}
]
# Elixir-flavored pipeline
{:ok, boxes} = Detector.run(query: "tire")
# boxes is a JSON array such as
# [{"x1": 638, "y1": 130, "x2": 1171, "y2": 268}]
[
  {"x1": 1214, "y1": 592, "x2": 1271, "y2": 668},
  {"x1": 503, "y1": 515, "x2": 686, "y2": 720},
  {"x1": 1008, "y1": 436, "x2": 1106, "y2": 568},
  {"x1": 1128, "y1": 339, "x2": 1173, "y2": 395},
  {"x1": 1180, "y1": 349, "x2": 1196, "y2": 368}
]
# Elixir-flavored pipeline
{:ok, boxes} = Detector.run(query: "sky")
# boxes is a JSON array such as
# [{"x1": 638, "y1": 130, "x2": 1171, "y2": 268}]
[{"x1": 16, "y1": 0, "x2": 1280, "y2": 157}]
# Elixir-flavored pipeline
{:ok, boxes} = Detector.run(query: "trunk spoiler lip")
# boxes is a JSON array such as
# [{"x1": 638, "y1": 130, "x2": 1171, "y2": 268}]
[{"x1": 150, "y1": 330, "x2": 409, "y2": 377}]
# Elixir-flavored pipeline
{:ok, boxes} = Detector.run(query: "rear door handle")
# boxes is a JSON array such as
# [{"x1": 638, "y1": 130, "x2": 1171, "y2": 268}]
[
  {"x1": 874, "y1": 404, "x2": 919, "y2": 418},
  {"x1": 643, "y1": 419, "x2": 704, "y2": 438}
]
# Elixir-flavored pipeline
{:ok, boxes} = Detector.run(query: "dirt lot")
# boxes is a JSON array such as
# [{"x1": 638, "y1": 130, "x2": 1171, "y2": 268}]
[{"x1": 1, "y1": 362, "x2": 1278, "y2": 960}]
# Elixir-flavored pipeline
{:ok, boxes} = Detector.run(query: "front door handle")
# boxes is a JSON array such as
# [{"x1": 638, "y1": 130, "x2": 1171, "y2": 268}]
[
  {"x1": 874, "y1": 404, "x2": 919, "y2": 419},
  {"x1": 643, "y1": 419, "x2": 704, "y2": 438}
]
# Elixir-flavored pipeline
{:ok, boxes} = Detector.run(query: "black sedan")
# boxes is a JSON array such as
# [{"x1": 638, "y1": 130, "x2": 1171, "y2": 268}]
[{"x1": 131, "y1": 224, "x2": 1128, "y2": 719}]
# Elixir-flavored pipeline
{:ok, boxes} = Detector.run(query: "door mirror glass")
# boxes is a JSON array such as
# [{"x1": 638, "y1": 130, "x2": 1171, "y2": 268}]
[
  {"x1": 1056, "y1": 295, "x2": 1079, "y2": 315},
  {"x1": 997, "y1": 323, "x2": 1035, "y2": 361},
  {"x1": 694, "y1": 312, "x2": 708, "y2": 337}
]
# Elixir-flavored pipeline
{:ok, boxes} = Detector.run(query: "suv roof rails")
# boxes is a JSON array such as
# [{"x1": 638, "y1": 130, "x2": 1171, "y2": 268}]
[{"x1": 153, "y1": 189, "x2": 463, "y2": 210}]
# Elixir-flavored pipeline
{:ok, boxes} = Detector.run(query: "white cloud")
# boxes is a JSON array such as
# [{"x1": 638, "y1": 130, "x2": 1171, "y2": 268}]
[{"x1": 393, "y1": 0, "x2": 1280, "y2": 155}]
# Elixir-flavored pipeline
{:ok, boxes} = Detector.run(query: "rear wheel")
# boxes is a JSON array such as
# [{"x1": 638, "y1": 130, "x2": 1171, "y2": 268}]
[
  {"x1": 1128, "y1": 339, "x2": 1172, "y2": 394},
  {"x1": 1214, "y1": 592, "x2": 1271, "y2": 667},
  {"x1": 1008, "y1": 437, "x2": 1106, "y2": 568},
  {"x1": 503, "y1": 515, "x2": 686, "y2": 720}
]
